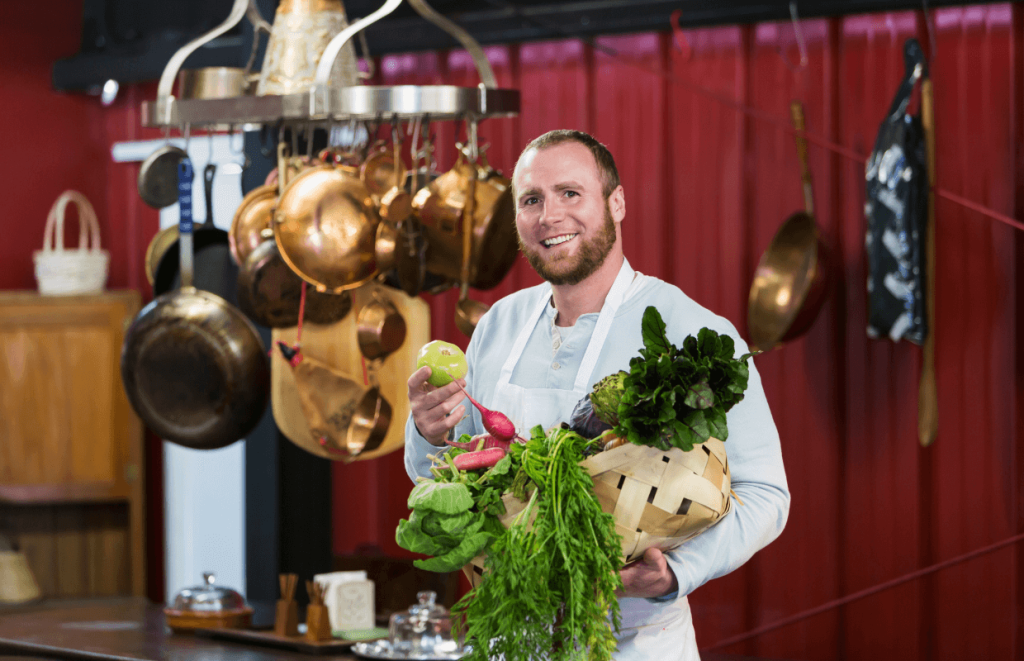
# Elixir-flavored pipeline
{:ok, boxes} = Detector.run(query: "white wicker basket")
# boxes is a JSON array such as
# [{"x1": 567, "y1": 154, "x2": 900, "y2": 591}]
[{"x1": 33, "y1": 191, "x2": 109, "y2": 296}]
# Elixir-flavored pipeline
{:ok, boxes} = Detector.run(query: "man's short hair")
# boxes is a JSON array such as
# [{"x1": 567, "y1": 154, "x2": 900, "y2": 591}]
[{"x1": 513, "y1": 129, "x2": 621, "y2": 200}]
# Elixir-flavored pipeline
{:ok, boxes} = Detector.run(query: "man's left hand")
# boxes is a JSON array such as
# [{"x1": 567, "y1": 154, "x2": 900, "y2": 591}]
[{"x1": 617, "y1": 548, "x2": 678, "y2": 599}]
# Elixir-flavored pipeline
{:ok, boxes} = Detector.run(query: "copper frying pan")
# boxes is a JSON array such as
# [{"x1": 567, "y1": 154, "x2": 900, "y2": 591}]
[{"x1": 747, "y1": 101, "x2": 830, "y2": 352}]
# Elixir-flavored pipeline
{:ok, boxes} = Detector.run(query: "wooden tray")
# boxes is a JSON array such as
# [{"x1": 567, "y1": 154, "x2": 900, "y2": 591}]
[
  {"x1": 271, "y1": 283, "x2": 430, "y2": 462},
  {"x1": 195, "y1": 627, "x2": 386, "y2": 654}
]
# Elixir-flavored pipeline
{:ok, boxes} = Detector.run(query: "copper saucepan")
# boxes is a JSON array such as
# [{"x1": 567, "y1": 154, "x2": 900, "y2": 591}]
[
  {"x1": 345, "y1": 387, "x2": 392, "y2": 456},
  {"x1": 356, "y1": 290, "x2": 407, "y2": 361},
  {"x1": 747, "y1": 101, "x2": 830, "y2": 352},
  {"x1": 412, "y1": 151, "x2": 517, "y2": 291}
]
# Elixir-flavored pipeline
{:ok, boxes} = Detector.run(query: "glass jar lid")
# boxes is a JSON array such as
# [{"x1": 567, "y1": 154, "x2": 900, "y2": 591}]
[{"x1": 170, "y1": 572, "x2": 247, "y2": 612}]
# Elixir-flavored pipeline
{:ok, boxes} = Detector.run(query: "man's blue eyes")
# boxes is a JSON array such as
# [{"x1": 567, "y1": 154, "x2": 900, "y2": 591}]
[{"x1": 522, "y1": 191, "x2": 579, "y2": 206}]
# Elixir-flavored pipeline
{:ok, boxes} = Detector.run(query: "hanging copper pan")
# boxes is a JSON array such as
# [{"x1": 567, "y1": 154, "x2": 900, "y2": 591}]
[
  {"x1": 747, "y1": 101, "x2": 830, "y2": 352},
  {"x1": 345, "y1": 387, "x2": 392, "y2": 456},
  {"x1": 273, "y1": 164, "x2": 381, "y2": 293},
  {"x1": 230, "y1": 184, "x2": 277, "y2": 266},
  {"x1": 356, "y1": 289, "x2": 407, "y2": 361}
]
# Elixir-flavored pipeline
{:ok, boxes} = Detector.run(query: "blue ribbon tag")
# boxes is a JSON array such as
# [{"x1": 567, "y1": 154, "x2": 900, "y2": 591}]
[{"x1": 177, "y1": 158, "x2": 194, "y2": 234}]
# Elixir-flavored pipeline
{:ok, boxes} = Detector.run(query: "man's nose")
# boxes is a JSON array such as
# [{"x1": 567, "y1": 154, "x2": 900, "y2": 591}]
[{"x1": 539, "y1": 200, "x2": 565, "y2": 224}]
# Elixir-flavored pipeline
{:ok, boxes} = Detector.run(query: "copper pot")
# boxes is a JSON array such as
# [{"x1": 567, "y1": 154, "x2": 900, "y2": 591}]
[
  {"x1": 345, "y1": 387, "x2": 392, "y2": 456},
  {"x1": 273, "y1": 165, "x2": 381, "y2": 293},
  {"x1": 360, "y1": 143, "x2": 407, "y2": 205},
  {"x1": 356, "y1": 291, "x2": 407, "y2": 361},
  {"x1": 413, "y1": 165, "x2": 517, "y2": 291},
  {"x1": 237, "y1": 235, "x2": 352, "y2": 328},
  {"x1": 374, "y1": 220, "x2": 399, "y2": 274},
  {"x1": 178, "y1": 67, "x2": 253, "y2": 99},
  {"x1": 230, "y1": 184, "x2": 277, "y2": 266}
]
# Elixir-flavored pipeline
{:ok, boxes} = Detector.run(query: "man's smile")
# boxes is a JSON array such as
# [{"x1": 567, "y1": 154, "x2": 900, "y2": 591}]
[{"x1": 541, "y1": 233, "x2": 578, "y2": 247}]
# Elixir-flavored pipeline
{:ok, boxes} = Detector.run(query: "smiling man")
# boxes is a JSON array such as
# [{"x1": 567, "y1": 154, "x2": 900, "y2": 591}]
[{"x1": 404, "y1": 130, "x2": 790, "y2": 660}]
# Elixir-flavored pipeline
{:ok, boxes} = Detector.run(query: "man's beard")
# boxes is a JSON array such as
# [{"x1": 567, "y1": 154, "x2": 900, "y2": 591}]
[{"x1": 518, "y1": 204, "x2": 617, "y2": 286}]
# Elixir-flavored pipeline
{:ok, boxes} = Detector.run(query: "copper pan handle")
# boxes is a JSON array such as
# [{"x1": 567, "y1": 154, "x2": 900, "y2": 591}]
[{"x1": 789, "y1": 101, "x2": 814, "y2": 217}]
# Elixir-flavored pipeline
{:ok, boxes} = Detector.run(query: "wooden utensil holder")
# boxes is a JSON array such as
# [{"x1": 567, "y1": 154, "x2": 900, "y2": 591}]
[
  {"x1": 305, "y1": 604, "x2": 332, "y2": 642},
  {"x1": 274, "y1": 573, "x2": 299, "y2": 637},
  {"x1": 274, "y1": 600, "x2": 299, "y2": 637}
]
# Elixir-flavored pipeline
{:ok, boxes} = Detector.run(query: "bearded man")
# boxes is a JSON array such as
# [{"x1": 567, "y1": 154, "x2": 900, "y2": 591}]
[{"x1": 404, "y1": 129, "x2": 789, "y2": 660}]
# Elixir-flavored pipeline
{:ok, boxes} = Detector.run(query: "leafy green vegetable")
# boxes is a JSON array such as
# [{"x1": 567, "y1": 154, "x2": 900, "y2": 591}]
[
  {"x1": 453, "y1": 425, "x2": 624, "y2": 661},
  {"x1": 413, "y1": 531, "x2": 491, "y2": 572},
  {"x1": 594, "y1": 306, "x2": 757, "y2": 452},
  {"x1": 407, "y1": 481, "x2": 473, "y2": 514}
]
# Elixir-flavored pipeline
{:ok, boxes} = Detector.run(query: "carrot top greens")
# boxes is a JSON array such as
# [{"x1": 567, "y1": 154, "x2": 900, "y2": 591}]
[{"x1": 452, "y1": 425, "x2": 624, "y2": 661}]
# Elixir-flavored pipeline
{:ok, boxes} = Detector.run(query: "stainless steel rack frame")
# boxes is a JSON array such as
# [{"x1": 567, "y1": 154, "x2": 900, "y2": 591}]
[{"x1": 140, "y1": 0, "x2": 520, "y2": 130}]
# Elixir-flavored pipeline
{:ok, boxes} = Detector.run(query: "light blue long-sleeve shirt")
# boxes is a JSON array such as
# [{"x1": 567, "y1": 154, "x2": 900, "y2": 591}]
[{"x1": 404, "y1": 272, "x2": 789, "y2": 650}]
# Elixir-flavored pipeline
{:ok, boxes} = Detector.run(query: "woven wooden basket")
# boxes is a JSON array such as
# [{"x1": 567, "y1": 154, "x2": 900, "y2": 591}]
[
  {"x1": 463, "y1": 438, "x2": 732, "y2": 588},
  {"x1": 33, "y1": 191, "x2": 109, "y2": 296}
]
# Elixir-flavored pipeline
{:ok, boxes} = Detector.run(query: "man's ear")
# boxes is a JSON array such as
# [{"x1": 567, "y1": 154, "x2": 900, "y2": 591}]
[{"x1": 609, "y1": 185, "x2": 626, "y2": 223}]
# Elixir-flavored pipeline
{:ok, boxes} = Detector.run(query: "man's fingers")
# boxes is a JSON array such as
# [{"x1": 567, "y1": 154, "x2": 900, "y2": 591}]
[
  {"x1": 407, "y1": 366, "x2": 433, "y2": 391},
  {"x1": 417, "y1": 405, "x2": 466, "y2": 440},
  {"x1": 643, "y1": 547, "x2": 665, "y2": 567}
]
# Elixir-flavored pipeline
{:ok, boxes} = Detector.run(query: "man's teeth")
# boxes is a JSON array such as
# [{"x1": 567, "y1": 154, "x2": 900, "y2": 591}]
[{"x1": 542, "y1": 234, "x2": 577, "y2": 247}]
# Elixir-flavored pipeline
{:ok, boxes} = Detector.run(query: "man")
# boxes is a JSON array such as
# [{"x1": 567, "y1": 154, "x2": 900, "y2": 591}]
[{"x1": 404, "y1": 130, "x2": 789, "y2": 660}]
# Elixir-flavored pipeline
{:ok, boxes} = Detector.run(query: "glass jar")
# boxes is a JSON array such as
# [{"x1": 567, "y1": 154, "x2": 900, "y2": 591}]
[{"x1": 388, "y1": 590, "x2": 461, "y2": 656}]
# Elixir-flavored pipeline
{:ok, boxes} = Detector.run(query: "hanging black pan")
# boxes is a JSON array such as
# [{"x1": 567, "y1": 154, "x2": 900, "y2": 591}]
[
  {"x1": 121, "y1": 158, "x2": 270, "y2": 450},
  {"x1": 153, "y1": 163, "x2": 240, "y2": 306}
]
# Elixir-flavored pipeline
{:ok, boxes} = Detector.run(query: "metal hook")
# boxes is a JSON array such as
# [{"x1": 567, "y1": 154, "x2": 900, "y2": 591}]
[
  {"x1": 357, "y1": 29, "x2": 376, "y2": 81},
  {"x1": 669, "y1": 9, "x2": 692, "y2": 62},
  {"x1": 778, "y1": 1, "x2": 809, "y2": 71},
  {"x1": 921, "y1": 0, "x2": 937, "y2": 64}
]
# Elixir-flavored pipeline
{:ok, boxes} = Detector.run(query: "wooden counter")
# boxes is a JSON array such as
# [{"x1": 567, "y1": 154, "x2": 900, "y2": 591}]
[
  {"x1": 0, "y1": 598, "x2": 791, "y2": 661},
  {"x1": 0, "y1": 598, "x2": 358, "y2": 661}
]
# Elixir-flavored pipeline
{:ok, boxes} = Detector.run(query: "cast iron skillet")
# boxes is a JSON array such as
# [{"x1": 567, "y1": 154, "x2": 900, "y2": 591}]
[
  {"x1": 121, "y1": 159, "x2": 269, "y2": 450},
  {"x1": 153, "y1": 163, "x2": 240, "y2": 306}
]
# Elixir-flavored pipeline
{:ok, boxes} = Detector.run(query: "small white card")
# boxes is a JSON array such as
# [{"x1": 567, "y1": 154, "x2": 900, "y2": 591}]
[{"x1": 328, "y1": 580, "x2": 375, "y2": 631}]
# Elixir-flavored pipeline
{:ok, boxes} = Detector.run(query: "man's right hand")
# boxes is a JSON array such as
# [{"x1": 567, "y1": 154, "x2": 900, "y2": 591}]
[{"x1": 407, "y1": 366, "x2": 467, "y2": 447}]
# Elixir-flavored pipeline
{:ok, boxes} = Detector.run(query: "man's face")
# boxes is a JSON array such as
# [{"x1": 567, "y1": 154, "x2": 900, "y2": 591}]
[{"x1": 513, "y1": 142, "x2": 623, "y2": 286}]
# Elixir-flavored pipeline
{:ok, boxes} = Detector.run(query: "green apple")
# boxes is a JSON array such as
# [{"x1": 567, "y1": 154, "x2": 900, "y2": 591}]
[{"x1": 417, "y1": 340, "x2": 468, "y2": 387}]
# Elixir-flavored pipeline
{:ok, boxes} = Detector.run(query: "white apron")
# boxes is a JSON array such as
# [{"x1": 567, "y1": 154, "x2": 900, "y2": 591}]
[{"x1": 491, "y1": 258, "x2": 700, "y2": 661}]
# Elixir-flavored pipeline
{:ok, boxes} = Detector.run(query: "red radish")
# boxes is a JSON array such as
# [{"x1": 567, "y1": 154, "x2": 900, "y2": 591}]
[
  {"x1": 452, "y1": 447, "x2": 507, "y2": 471},
  {"x1": 456, "y1": 383, "x2": 517, "y2": 442},
  {"x1": 445, "y1": 433, "x2": 511, "y2": 453}
]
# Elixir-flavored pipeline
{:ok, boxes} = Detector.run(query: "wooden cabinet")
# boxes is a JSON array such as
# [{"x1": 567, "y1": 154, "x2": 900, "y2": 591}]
[{"x1": 0, "y1": 291, "x2": 145, "y2": 597}]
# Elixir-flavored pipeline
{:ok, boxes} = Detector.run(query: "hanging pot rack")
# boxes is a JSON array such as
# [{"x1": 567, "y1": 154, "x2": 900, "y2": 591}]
[{"x1": 140, "y1": 0, "x2": 520, "y2": 130}]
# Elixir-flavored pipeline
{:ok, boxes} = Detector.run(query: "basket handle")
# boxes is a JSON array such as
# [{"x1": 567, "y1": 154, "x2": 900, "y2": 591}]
[{"x1": 44, "y1": 191, "x2": 102, "y2": 253}]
